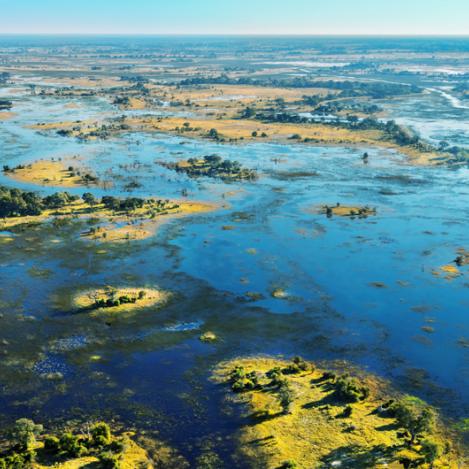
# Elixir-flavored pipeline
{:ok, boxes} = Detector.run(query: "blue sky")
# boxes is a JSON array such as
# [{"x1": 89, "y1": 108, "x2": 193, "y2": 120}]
[{"x1": 0, "y1": 0, "x2": 467, "y2": 35}]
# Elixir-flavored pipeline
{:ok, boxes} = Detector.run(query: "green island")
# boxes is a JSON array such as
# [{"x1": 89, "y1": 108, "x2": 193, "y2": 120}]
[
  {"x1": 319, "y1": 203, "x2": 377, "y2": 218},
  {"x1": 0, "y1": 185, "x2": 215, "y2": 242},
  {"x1": 161, "y1": 154, "x2": 258, "y2": 181},
  {"x1": 0, "y1": 419, "x2": 184, "y2": 468},
  {"x1": 72, "y1": 286, "x2": 170, "y2": 314},
  {"x1": 213, "y1": 356, "x2": 461, "y2": 469}
]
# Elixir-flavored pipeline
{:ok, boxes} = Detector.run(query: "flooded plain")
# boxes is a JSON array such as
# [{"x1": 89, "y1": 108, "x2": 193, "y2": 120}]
[{"x1": 0, "y1": 39, "x2": 468, "y2": 465}]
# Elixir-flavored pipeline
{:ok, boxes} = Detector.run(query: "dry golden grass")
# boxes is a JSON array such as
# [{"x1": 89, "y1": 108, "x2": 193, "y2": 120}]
[
  {"x1": 5, "y1": 159, "x2": 93, "y2": 188},
  {"x1": 0, "y1": 111, "x2": 15, "y2": 120},
  {"x1": 0, "y1": 198, "x2": 217, "y2": 243},
  {"x1": 213, "y1": 356, "x2": 460, "y2": 469},
  {"x1": 129, "y1": 115, "x2": 381, "y2": 145}
]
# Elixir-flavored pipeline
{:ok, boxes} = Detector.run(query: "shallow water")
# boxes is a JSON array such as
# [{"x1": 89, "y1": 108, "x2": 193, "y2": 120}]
[{"x1": 0, "y1": 86, "x2": 468, "y2": 463}]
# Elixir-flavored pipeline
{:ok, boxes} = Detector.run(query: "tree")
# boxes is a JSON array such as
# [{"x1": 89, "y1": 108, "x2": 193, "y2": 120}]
[
  {"x1": 392, "y1": 397, "x2": 435, "y2": 444},
  {"x1": 208, "y1": 128, "x2": 219, "y2": 139},
  {"x1": 82, "y1": 192, "x2": 97, "y2": 206},
  {"x1": 10, "y1": 418, "x2": 43, "y2": 451},
  {"x1": 91, "y1": 422, "x2": 112, "y2": 447},
  {"x1": 277, "y1": 383, "x2": 294, "y2": 414},
  {"x1": 420, "y1": 440, "x2": 441, "y2": 468}
]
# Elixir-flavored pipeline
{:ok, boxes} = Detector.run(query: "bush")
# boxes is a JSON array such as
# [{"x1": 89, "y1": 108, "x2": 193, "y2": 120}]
[
  {"x1": 390, "y1": 397, "x2": 435, "y2": 444},
  {"x1": 279, "y1": 461, "x2": 297, "y2": 469},
  {"x1": 420, "y1": 439, "x2": 441, "y2": 466},
  {"x1": 229, "y1": 366, "x2": 259, "y2": 392},
  {"x1": 283, "y1": 356, "x2": 309, "y2": 374},
  {"x1": 98, "y1": 451, "x2": 121, "y2": 468},
  {"x1": 9, "y1": 418, "x2": 43, "y2": 451},
  {"x1": 44, "y1": 435, "x2": 60, "y2": 453},
  {"x1": 91, "y1": 422, "x2": 112, "y2": 447},
  {"x1": 334, "y1": 375, "x2": 369, "y2": 402},
  {"x1": 59, "y1": 432, "x2": 86, "y2": 457}
]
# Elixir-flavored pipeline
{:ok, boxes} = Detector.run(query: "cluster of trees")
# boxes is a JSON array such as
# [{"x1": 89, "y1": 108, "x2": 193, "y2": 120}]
[
  {"x1": 310, "y1": 80, "x2": 420, "y2": 99},
  {"x1": 0, "y1": 186, "x2": 167, "y2": 219},
  {"x1": 0, "y1": 420, "x2": 123, "y2": 469},
  {"x1": 93, "y1": 290, "x2": 146, "y2": 309},
  {"x1": 0, "y1": 186, "x2": 79, "y2": 218},
  {"x1": 175, "y1": 75, "x2": 420, "y2": 98},
  {"x1": 163, "y1": 154, "x2": 257, "y2": 181},
  {"x1": 313, "y1": 100, "x2": 382, "y2": 115}
]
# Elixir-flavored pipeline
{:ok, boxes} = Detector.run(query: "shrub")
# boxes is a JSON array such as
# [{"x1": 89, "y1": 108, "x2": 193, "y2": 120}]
[
  {"x1": 390, "y1": 397, "x2": 435, "y2": 444},
  {"x1": 277, "y1": 382, "x2": 295, "y2": 414},
  {"x1": 334, "y1": 375, "x2": 369, "y2": 402},
  {"x1": 9, "y1": 418, "x2": 43, "y2": 451},
  {"x1": 283, "y1": 356, "x2": 309, "y2": 374},
  {"x1": 279, "y1": 461, "x2": 297, "y2": 469},
  {"x1": 59, "y1": 432, "x2": 86, "y2": 457},
  {"x1": 420, "y1": 439, "x2": 441, "y2": 466},
  {"x1": 44, "y1": 435, "x2": 60, "y2": 453},
  {"x1": 91, "y1": 422, "x2": 112, "y2": 447},
  {"x1": 98, "y1": 451, "x2": 121, "y2": 469}
]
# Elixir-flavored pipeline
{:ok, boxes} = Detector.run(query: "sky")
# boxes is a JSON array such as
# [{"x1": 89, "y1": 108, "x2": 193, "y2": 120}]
[{"x1": 0, "y1": 0, "x2": 467, "y2": 35}]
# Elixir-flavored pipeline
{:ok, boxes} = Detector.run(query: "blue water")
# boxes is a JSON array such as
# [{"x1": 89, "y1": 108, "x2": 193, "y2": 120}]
[{"x1": 0, "y1": 75, "x2": 468, "y2": 460}]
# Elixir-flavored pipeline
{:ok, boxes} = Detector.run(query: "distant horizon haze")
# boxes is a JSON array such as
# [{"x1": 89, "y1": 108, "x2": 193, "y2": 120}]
[{"x1": 0, "y1": 0, "x2": 467, "y2": 36}]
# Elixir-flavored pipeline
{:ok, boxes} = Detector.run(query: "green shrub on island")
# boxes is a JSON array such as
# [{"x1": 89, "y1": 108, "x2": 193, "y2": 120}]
[
  {"x1": 334, "y1": 374, "x2": 370, "y2": 402},
  {"x1": 229, "y1": 366, "x2": 260, "y2": 392},
  {"x1": 282, "y1": 356, "x2": 309, "y2": 374},
  {"x1": 390, "y1": 396, "x2": 435, "y2": 444},
  {"x1": 162, "y1": 154, "x2": 257, "y2": 181}
]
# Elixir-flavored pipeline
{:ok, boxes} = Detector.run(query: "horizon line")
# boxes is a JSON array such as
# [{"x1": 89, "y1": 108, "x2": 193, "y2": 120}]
[{"x1": 0, "y1": 33, "x2": 469, "y2": 37}]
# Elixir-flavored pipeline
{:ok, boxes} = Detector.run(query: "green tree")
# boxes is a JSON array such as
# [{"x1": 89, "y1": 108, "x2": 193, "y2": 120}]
[
  {"x1": 10, "y1": 418, "x2": 43, "y2": 451},
  {"x1": 392, "y1": 397, "x2": 435, "y2": 444},
  {"x1": 420, "y1": 440, "x2": 441, "y2": 468},
  {"x1": 82, "y1": 192, "x2": 97, "y2": 206}
]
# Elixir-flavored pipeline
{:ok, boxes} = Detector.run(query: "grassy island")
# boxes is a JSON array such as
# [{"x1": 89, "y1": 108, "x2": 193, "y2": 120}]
[
  {"x1": 319, "y1": 204, "x2": 377, "y2": 218},
  {"x1": 0, "y1": 419, "x2": 185, "y2": 468},
  {"x1": 213, "y1": 356, "x2": 461, "y2": 469},
  {"x1": 72, "y1": 286, "x2": 169, "y2": 314},
  {"x1": 161, "y1": 154, "x2": 257, "y2": 181},
  {"x1": 0, "y1": 186, "x2": 216, "y2": 242},
  {"x1": 2, "y1": 160, "x2": 98, "y2": 188}
]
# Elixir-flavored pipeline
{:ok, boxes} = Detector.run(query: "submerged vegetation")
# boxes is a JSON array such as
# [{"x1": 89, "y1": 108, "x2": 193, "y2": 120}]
[{"x1": 214, "y1": 356, "x2": 462, "y2": 469}]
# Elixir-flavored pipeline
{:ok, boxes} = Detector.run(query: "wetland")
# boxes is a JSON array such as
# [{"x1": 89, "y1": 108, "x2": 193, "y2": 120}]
[{"x1": 0, "y1": 35, "x2": 468, "y2": 468}]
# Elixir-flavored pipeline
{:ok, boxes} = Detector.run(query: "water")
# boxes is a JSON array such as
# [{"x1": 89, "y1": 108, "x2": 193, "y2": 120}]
[{"x1": 0, "y1": 36, "x2": 468, "y2": 464}]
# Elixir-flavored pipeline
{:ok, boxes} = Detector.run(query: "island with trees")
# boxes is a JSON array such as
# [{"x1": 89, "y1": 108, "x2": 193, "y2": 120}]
[
  {"x1": 72, "y1": 286, "x2": 170, "y2": 314},
  {"x1": 0, "y1": 419, "x2": 186, "y2": 468},
  {"x1": 0, "y1": 186, "x2": 216, "y2": 242},
  {"x1": 3, "y1": 159, "x2": 99, "y2": 188},
  {"x1": 213, "y1": 356, "x2": 461, "y2": 468},
  {"x1": 161, "y1": 154, "x2": 257, "y2": 182}
]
